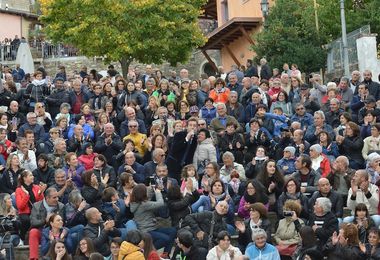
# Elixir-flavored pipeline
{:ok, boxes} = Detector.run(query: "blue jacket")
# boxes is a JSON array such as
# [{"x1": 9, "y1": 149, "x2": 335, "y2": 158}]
[
  {"x1": 41, "y1": 227, "x2": 72, "y2": 256},
  {"x1": 304, "y1": 123, "x2": 335, "y2": 144},
  {"x1": 245, "y1": 242, "x2": 281, "y2": 260},
  {"x1": 101, "y1": 199, "x2": 128, "y2": 227},
  {"x1": 277, "y1": 158, "x2": 296, "y2": 176},
  {"x1": 118, "y1": 162, "x2": 145, "y2": 183},
  {"x1": 290, "y1": 113, "x2": 314, "y2": 130},
  {"x1": 245, "y1": 103, "x2": 259, "y2": 123},
  {"x1": 68, "y1": 123, "x2": 94, "y2": 140},
  {"x1": 200, "y1": 106, "x2": 217, "y2": 125}
]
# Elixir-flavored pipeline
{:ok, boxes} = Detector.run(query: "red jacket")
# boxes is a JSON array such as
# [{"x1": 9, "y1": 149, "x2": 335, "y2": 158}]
[
  {"x1": 0, "y1": 139, "x2": 12, "y2": 161},
  {"x1": 78, "y1": 153, "x2": 97, "y2": 170},
  {"x1": 15, "y1": 185, "x2": 44, "y2": 215},
  {"x1": 320, "y1": 154, "x2": 332, "y2": 178}
]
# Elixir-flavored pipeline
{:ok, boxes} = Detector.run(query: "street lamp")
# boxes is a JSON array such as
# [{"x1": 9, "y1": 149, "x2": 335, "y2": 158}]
[
  {"x1": 260, "y1": 0, "x2": 269, "y2": 19},
  {"x1": 340, "y1": 0, "x2": 349, "y2": 77}
]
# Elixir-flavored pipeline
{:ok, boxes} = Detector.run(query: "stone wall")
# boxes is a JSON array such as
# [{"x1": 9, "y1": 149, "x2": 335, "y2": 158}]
[{"x1": 40, "y1": 49, "x2": 221, "y2": 80}]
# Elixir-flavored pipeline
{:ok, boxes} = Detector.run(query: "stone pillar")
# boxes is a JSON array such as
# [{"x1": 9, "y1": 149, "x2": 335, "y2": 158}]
[{"x1": 356, "y1": 34, "x2": 380, "y2": 82}]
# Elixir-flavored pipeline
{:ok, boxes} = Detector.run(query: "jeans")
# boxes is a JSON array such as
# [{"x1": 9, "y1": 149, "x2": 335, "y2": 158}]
[
  {"x1": 149, "y1": 227, "x2": 176, "y2": 253},
  {"x1": 68, "y1": 224, "x2": 84, "y2": 254},
  {"x1": 119, "y1": 220, "x2": 137, "y2": 240},
  {"x1": 191, "y1": 195, "x2": 210, "y2": 212}
]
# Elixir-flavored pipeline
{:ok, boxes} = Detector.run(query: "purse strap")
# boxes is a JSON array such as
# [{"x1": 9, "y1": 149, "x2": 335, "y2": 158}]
[{"x1": 208, "y1": 212, "x2": 216, "y2": 250}]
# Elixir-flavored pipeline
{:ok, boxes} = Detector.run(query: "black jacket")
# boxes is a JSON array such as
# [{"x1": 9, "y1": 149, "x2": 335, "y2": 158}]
[
  {"x1": 168, "y1": 191, "x2": 200, "y2": 228},
  {"x1": 93, "y1": 164, "x2": 116, "y2": 188},
  {"x1": 0, "y1": 168, "x2": 23, "y2": 194},
  {"x1": 308, "y1": 190, "x2": 343, "y2": 218},
  {"x1": 94, "y1": 133, "x2": 123, "y2": 164},
  {"x1": 81, "y1": 184, "x2": 104, "y2": 209},
  {"x1": 45, "y1": 88, "x2": 71, "y2": 118},
  {"x1": 323, "y1": 242, "x2": 366, "y2": 260},
  {"x1": 32, "y1": 166, "x2": 55, "y2": 187},
  {"x1": 308, "y1": 211, "x2": 339, "y2": 247},
  {"x1": 83, "y1": 222, "x2": 121, "y2": 256}
]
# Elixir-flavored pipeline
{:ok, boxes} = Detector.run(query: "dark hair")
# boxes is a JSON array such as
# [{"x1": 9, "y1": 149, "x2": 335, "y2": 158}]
[
  {"x1": 249, "y1": 202, "x2": 268, "y2": 219},
  {"x1": 215, "y1": 78, "x2": 226, "y2": 87},
  {"x1": 299, "y1": 226, "x2": 317, "y2": 247},
  {"x1": 47, "y1": 239, "x2": 71, "y2": 260},
  {"x1": 299, "y1": 154, "x2": 312, "y2": 169},
  {"x1": 204, "y1": 97, "x2": 214, "y2": 104},
  {"x1": 354, "y1": 203, "x2": 369, "y2": 218},
  {"x1": 81, "y1": 170, "x2": 94, "y2": 186},
  {"x1": 75, "y1": 238, "x2": 96, "y2": 257},
  {"x1": 89, "y1": 252, "x2": 104, "y2": 260},
  {"x1": 18, "y1": 170, "x2": 32, "y2": 187},
  {"x1": 37, "y1": 153, "x2": 49, "y2": 162},
  {"x1": 206, "y1": 161, "x2": 220, "y2": 177},
  {"x1": 181, "y1": 164, "x2": 198, "y2": 180},
  {"x1": 177, "y1": 229, "x2": 194, "y2": 248},
  {"x1": 119, "y1": 172, "x2": 134, "y2": 187},
  {"x1": 256, "y1": 104, "x2": 268, "y2": 112},
  {"x1": 347, "y1": 121, "x2": 360, "y2": 137},
  {"x1": 318, "y1": 130, "x2": 332, "y2": 146},
  {"x1": 167, "y1": 185, "x2": 182, "y2": 201},
  {"x1": 94, "y1": 154, "x2": 107, "y2": 166},
  {"x1": 102, "y1": 187, "x2": 118, "y2": 202},
  {"x1": 142, "y1": 232, "x2": 156, "y2": 259},
  {"x1": 371, "y1": 123, "x2": 380, "y2": 132},
  {"x1": 165, "y1": 100, "x2": 177, "y2": 110},
  {"x1": 284, "y1": 178, "x2": 300, "y2": 193},
  {"x1": 198, "y1": 128, "x2": 211, "y2": 139},
  {"x1": 110, "y1": 237, "x2": 122, "y2": 247},
  {"x1": 126, "y1": 229, "x2": 143, "y2": 246},
  {"x1": 130, "y1": 184, "x2": 148, "y2": 203},
  {"x1": 216, "y1": 230, "x2": 230, "y2": 243},
  {"x1": 257, "y1": 159, "x2": 284, "y2": 187},
  {"x1": 339, "y1": 112, "x2": 352, "y2": 122},
  {"x1": 47, "y1": 213, "x2": 62, "y2": 228},
  {"x1": 277, "y1": 90, "x2": 289, "y2": 103}
]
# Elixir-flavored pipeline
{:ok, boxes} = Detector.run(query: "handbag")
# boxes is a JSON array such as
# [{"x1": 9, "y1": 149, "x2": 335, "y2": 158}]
[
  {"x1": 276, "y1": 243, "x2": 298, "y2": 256},
  {"x1": 0, "y1": 217, "x2": 16, "y2": 234}
]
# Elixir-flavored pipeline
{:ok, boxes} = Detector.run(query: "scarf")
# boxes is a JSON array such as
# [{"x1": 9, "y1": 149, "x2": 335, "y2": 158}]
[
  {"x1": 43, "y1": 199, "x2": 57, "y2": 214},
  {"x1": 22, "y1": 183, "x2": 36, "y2": 207},
  {"x1": 285, "y1": 192, "x2": 300, "y2": 200},
  {"x1": 32, "y1": 79, "x2": 46, "y2": 86}
]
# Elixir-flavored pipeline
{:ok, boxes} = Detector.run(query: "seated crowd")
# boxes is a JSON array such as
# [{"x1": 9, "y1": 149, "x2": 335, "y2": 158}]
[{"x1": 1, "y1": 63, "x2": 380, "y2": 260}]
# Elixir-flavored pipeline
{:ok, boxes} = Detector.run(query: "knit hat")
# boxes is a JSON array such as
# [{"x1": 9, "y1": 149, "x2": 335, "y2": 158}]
[
  {"x1": 284, "y1": 146, "x2": 296, "y2": 157},
  {"x1": 310, "y1": 144, "x2": 322, "y2": 154}
]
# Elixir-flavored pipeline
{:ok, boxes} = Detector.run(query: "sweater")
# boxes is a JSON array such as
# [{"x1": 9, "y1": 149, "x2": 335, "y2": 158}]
[{"x1": 245, "y1": 242, "x2": 281, "y2": 260}]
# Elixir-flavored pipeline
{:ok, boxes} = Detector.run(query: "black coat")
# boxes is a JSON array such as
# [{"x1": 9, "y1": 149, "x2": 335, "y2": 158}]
[
  {"x1": 166, "y1": 131, "x2": 197, "y2": 181},
  {"x1": 94, "y1": 133, "x2": 123, "y2": 165},
  {"x1": 0, "y1": 168, "x2": 22, "y2": 194},
  {"x1": 93, "y1": 164, "x2": 116, "y2": 188},
  {"x1": 81, "y1": 184, "x2": 104, "y2": 209},
  {"x1": 32, "y1": 166, "x2": 55, "y2": 187},
  {"x1": 83, "y1": 222, "x2": 121, "y2": 256},
  {"x1": 308, "y1": 211, "x2": 339, "y2": 247},
  {"x1": 45, "y1": 89, "x2": 71, "y2": 118},
  {"x1": 323, "y1": 242, "x2": 366, "y2": 260},
  {"x1": 308, "y1": 190, "x2": 343, "y2": 218},
  {"x1": 167, "y1": 191, "x2": 200, "y2": 228}
]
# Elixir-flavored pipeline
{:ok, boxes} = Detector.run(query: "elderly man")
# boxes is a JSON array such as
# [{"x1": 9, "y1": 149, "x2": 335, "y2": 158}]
[
  {"x1": 67, "y1": 124, "x2": 90, "y2": 155},
  {"x1": 339, "y1": 77, "x2": 354, "y2": 110},
  {"x1": 350, "y1": 70, "x2": 361, "y2": 94},
  {"x1": 46, "y1": 77, "x2": 71, "y2": 118},
  {"x1": 219, "y1": 151, "x2": 246, "y2": 183},
  {"x1": 83, "y1": 207, "x2": 121, "y2": 256},
  {"x1": 245, "y1": 229, "x2": 280, "y2": 260},
  {"x1": 183, "y1": 201, "x2": 229, "y2": 249},
  {"x1": 51, "y1": 169, "x2": 75, "y2": 204},
  {"x1": 309, "y1": 74, "x2": 327, "y2": 104},
  {"x1": 289, "y1": 129, "x2": 311, "y2": 157},
  {"x1": 325, "y1": 98, "x2": 344, "y2": 128},
  {"x1": 309, "y1": 178, "x2": 343, "y2": 219},
  {"x1": 29, "y1": 187, "x2": 64, "y2": 259},
  {"x1": 327, "y1": 155, "x2": 355, "y2": 200},
  {"x1": 119, "y1": 107, "x2": 147, "y2": 137},
  {"x1": 308, "y1": 197, "x2": 339, "y2": 248},
  {"x1": 117, "y1": 151, "x2": 145, "y2": 183},
  {"x1": 167, "y1": 117, "x2": 199, "y2": 182},
  {"x1": 346, "y1": 170, "x2": 380, "y2": 226},
  {"x1": 122, "y1": 120, "x2": 148, "y2": 157},
  {"x1": 290, "y1": 103, "x2": 314, "y2": 130},
  {"x1": 94, "y1": 123, "x2": 123, "y2": 164},
  {"x1": 48, "y1": 138, "x2": 67, "y2": 169},
  {"x1": 226, "y1": 91, "x2": 245, "y2": 124},
  {"x1": 143, "y1": 148, "x2": 166, "y2": 178},
  {"x1": 227, "y1": 73, "x2": 243, "y2": 98},
  {"x1": 304, "y1": 110, "x2": 335, "y2": 144},
  {"x1": 210, "y1": 103, "x2": 242, "y2": 134},
  {"x1": 197, "y1": 79, "x2": 210, "y2": 108},
  {"x1": 18, "y1": 112, "x2": 45, "y2": 142},
  {"x1": 11, "y1": 137, "x2": 37, "y2": 172},
  {"x1": 69, "y1": 79, "x2": 89, "y2": 115}
]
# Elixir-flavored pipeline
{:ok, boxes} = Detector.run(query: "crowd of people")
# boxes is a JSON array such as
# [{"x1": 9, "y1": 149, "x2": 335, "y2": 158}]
[{"x1": 0, "y1": 60, "x2": 379, "y2": 260}]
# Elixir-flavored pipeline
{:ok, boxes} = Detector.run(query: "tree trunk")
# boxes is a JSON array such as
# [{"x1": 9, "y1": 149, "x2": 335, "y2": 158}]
[{"x1": 120, "y1": 57, "x2": 131, "y2": 78}]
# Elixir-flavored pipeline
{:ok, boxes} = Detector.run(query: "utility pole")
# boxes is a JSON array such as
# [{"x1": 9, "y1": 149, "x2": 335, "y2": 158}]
[{"x1": 340, "y1": 0, "x2": 350, "y2": 77}]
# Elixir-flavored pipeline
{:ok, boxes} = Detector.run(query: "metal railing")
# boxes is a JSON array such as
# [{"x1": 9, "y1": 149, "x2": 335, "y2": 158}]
[
  {"x1": 0, "y1": 41, "x2": 79, "y2": 62},
  {"x1": 326, "y1": 25, "x2": 371, "y2": 73}
]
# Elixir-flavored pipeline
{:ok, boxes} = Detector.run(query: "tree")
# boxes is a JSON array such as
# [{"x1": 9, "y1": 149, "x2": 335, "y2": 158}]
[
  {"x1": 252, "y1": 0, "x2": 326, "y2": 74},
  {"x1": 39, "y1": 0, "x2": 206, "y2": 76}
]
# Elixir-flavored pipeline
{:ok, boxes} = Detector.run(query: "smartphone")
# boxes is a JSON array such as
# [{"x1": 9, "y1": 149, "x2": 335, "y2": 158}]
[
  {"x1": 149, "y1": 176, "x2": 155, "y2": 186},
  {"x1": 283, "y1": 211, "x2": 293, "y2": 217},
  {"x1": 11, "y1": 117, "x2": 17, "y2": 126}
]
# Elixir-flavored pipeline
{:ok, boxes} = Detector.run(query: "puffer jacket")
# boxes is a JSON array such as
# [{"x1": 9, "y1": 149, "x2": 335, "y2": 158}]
[
  {"x1": 167, "y1": 191, "x2": 199, "y2": 228},
  {"x1": 200, "y1": 106, "x2": 217, "y2": 125},
  {"x1": 118, "y1": 241, "x2": 144, "y2": 260},
  {"x1": 193, "y1": 138, "x2": 217, "y2": 170}
]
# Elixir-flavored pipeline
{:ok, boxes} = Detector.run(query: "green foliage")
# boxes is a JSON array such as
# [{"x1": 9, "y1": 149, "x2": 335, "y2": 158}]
[
  {"x1": 39, "y1": 0, "x2": 206, "y2": 74},
  {"x1": 253, "y1": 0, "x2": 380, "y2": 74},
  {"x1": 253, "y1": 0, "x2": 326, "y2": 74}
]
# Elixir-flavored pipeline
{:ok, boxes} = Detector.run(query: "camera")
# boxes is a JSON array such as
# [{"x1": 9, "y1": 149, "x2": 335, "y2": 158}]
[
  {"x1": 149, "y1": 176, "x2": 156, "y2": 186},
  {"x1": 283, "y1": 211, "x2": 293, "y2": 217}
]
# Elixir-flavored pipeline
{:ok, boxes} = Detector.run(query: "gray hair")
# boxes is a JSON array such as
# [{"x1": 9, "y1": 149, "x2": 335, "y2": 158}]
[
  {"x1": 45, "y1": 187, "x2": 58, "y2": 198},
  {"x1": 336, "y1": 156, "x2": 349, "y2": 167},
  {"x1": 222, "y1": 151, "x2": 235, "y2": 161},
  {"x1": 330, "y1": 98, "x2": 340, "y2": 105},
  {"x1": 68, "y1": 190, "x2": 83, "y2": 205},
  {"x1": 340, "y1": 77, "x2": 350, "y2": 83},
  {"x1": 314, "y1": 110, "x2": 325, "y2": 120},
  {"x1": 201, "y1": 79, "x2": 210, "y2": 89},
  {"x1": 316, "y1": 197, "x2": 332, "y2": 213},
  {"x1": 228, "y1": 72, "x2": 237, "y2": 79},
  {"x1": 27, "y1": 112, "x2": 36, "y2": 119},
  {"x1": 252, "y1": 228, "x2": 267, "y2": 241},
  {"x1": 216, "y1": 102, "x2": 226, "y2": 111},
  {"x1": 55, "y1": 168, "x2": 65, "y2": 177},
  {"x1": 53, "y1": 138, "x2": 66, "y2": 147},
  {"x1": 159, "y1": 78, "x2": 169, "y2": 86}
]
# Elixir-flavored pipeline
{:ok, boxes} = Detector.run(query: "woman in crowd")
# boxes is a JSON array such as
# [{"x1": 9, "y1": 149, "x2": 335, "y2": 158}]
[
  {"x1": 362, "y1": 123, "x2": 380, "y2": 161},
  {"x1": 309, "y1": 144, "x2": 331, "y2": 178},
  {"x1": 193, "y1": 128, "x2": 217, "y2": 174},
  {"x1": 270, "y1": 90, "x2": 293, "y2": 117},
  {"x1": 0, "y1": 154, "x2": 23, "y2": 195},
  {"x1": 75, "y1": 237, "x2": 96, "y2": 260},
  {"x1": 177, "y1": 100, "x2": 191, "y2": 121},
  {"x1": 92, "y1": 154, "x2": 116, "y2": 188},
  {"x1": 152, "y1": 79, "x2": 176, "y2": 106},
  {"x1": 209, "y1": 78, "x2": 230, "y2": 104},
  {"x1": 77, "y1": 143, "x2": 97, "y2": 171},
  {"x1": 56, "y1": 116, "x2": 70, "y2": 139},
  {"x1": 245, "y1": 146, "x2": 269, "y2": 179},
  {"x1": 360, "y1": 111, "x2": 377, "y2": 139},
  {"x1": 256, "y1": 159, "x2": 285, "y2": 211},
  {"x1": 274, "y1": 200, "x2": 304, "y2": 259},
  {"x1": 81, "y1": 170, "x2": 104, "y2": 209},
  {"x1": 47, "y1": 239, "x2": 72, "y2": 260},
  {"x1": 318, "y1": 130, "x2": 340, "y2": 161},
  {"x1": 200, "y1": 161, "x2": 220, "y2": 194},
  {"x1": 118, "y1": 229, "x2": 145, "y2": 260},
  {"x1": 142, "y1": 232, "x2": 160, "y2": 260},
  {"x1": 336, "y1": 121, "x2": 364, "y2": 170},
  {"x1": 277, "y1": 178, "x2": 309, "y2": 220},
  {"x1": 104, "y1": 237, "x2": 123, "y2": 260},
  {"x1": 41, "y1": 213, "x2": 72, "y2": 255},
  {"x1": 130, "y1": 184, "x2": 176, "y2": 257},
  {"x1": 63, "y1": 152, "x2": 85, "y2": 188},
  {"x1": 143, "y1": 133, "x2": 167, "y2": 163},
  {"x1": 167, "y1": 180, "x2": 199, "y2": 228},
  {"x1": 237, "y1": 180, "x2": 268, "y2": 219},
  {"x1": 94, "y1": 112, "x2": 110, "y2": 138},
  {"x1": 293, "y1": 226, "x2": 323, "y2": 260},
  {"x1": 15, "y1": 170, "x2": 45, "y2": 241},
  {"x1": 362, "y1": 228, "x2": 380, "y2": 259},
  {"x1": 236, "y1": 202, "x2": 272, "y2": 252},
  {"x1": 207, "y1": 231, "x2": 242, "y2": 260},
  {"x1": 324, "y1": 223, "x2": 366, "y2": 259},
  {"x1": 353, "y1": 203, "x2": 375, "y2": 244}
]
